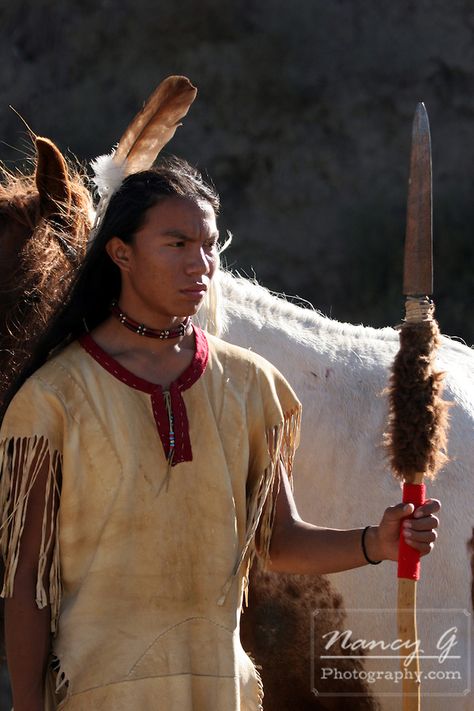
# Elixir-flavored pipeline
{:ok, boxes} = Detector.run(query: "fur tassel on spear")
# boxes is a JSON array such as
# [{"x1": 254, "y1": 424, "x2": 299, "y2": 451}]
[
  {"x1": 385, "y1": 103, "x2": 450, "y2": 711},
  {"x1": 388, "y1": 312, "x2": 449, "y2": 480}
]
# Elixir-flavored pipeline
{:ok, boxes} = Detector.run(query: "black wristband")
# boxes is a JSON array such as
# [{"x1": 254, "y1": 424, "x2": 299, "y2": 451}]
[{"x1": 361, "y1": 525, "x2": 382, "y2": 565}]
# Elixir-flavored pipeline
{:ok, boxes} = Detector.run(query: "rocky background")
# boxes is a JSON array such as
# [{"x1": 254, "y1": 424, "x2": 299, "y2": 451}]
[{"x1": 0, "y1": 0, "x2": 473, "y2": 344}]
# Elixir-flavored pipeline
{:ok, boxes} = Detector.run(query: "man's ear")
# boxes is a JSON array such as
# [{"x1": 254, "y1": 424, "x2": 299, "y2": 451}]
[{"x1": 106, "y1": 237, "x2": 131, "y2": 272}]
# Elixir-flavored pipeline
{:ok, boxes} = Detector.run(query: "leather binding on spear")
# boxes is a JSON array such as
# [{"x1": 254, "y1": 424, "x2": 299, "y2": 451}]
[{"x1": 385, "y1": 103, "x2": 450, "y2": 710}]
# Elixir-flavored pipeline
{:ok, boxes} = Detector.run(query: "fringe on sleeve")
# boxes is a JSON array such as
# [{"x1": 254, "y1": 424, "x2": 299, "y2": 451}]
[
  {"x1": 218, "y1": 406, "x2": 301, "y2": 606},
  {"x1": 0, "y1": 435, "x2": 62, "y2": 634},
  {"x1": 255, "y1": 406, "x2": 301, "y2": 564}
]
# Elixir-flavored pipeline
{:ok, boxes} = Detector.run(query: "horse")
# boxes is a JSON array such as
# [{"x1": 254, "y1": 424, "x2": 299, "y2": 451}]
[
  {"x1": 0, "y1": 136, "x2": 92, "y2": 396},
  {"x1": 208, "y1": 271, "x2": 474, "y2": 711}
]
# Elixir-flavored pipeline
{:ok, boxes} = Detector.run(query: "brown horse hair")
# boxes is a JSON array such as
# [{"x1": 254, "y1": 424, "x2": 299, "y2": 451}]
[{"x1": 0, "y1": 153, "x2": 93, "y2": 409}]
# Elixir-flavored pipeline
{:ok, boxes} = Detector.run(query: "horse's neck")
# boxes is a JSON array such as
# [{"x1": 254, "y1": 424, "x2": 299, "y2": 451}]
[
  {"x1": 218, "y1": 271, "x2": 398, "y2": 370},
  {"x1": 215, "y1": 271, "x2": 474, "y2": 399}
]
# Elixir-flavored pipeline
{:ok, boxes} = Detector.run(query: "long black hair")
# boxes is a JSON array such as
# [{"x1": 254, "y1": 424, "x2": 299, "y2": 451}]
[{"x1": 1, "y1": 156, "x2": 220, "y2": 419}]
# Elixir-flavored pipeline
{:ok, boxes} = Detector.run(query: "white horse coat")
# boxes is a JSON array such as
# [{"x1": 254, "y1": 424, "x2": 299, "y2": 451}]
[{"x1": 206, "y1": 270, "x2": 474, "y2": 711}]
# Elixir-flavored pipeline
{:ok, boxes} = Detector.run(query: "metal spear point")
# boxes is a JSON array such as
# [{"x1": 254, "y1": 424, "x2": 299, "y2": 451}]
[
  {"x1": 404, "y1": 103, "x2": 433, "y2": 297},
  {"x1": 386, "y1": 103, "x2": 450, "y2": 711}
]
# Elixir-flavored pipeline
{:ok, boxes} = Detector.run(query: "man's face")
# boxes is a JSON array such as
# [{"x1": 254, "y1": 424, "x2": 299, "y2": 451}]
[{"x1": 111, "y1": 196, "x2": 219, "y2": 326}]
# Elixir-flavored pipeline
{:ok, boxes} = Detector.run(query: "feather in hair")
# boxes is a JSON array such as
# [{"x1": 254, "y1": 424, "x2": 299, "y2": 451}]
[
  {"x1": 90, "y1": 76, "x2": 197, "y2": 200},
  {"x1": 88, "y1": 76, "x2": 197, "y2": 242},
  {"x1": 115, "y1": 75, "x2": 197, "y2": 175}
]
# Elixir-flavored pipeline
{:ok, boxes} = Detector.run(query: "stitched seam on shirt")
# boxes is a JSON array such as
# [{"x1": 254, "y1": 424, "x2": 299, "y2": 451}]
[
  {"x1": 35, "y1": 366, "x2": 125, "y2": 474},
  {"x1": 65, "y1": 671, "x2": 238, "y2": 699},
  {"x1": 217, "y1": 351, "x2": 250, "y2": 460},
  {"x1": 126, "y1": 616, "x2": 234, "y2": 678}
]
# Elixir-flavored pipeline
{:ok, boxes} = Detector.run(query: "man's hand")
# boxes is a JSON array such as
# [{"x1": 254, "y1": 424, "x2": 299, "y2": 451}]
[{"x1": 369, "y1": 499, "x2": 441, "y2": 563}]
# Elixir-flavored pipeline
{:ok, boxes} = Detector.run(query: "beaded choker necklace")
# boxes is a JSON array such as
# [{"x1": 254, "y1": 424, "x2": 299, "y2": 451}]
[{"x1": 111, "y1": 302, "x2": 190, "y2": 339}]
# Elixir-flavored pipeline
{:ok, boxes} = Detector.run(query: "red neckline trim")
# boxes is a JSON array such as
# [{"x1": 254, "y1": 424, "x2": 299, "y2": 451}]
[
  {"x1": 79, "y1": 324, "x2": 208, "y2": 395},
  {"x1": 79, "y1": 325, "x2": 208, "y2": 466}
]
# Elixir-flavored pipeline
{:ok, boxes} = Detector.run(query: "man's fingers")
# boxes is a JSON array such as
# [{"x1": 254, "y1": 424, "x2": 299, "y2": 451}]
[
  {"x1": 384, "y1": 497, "x2": 441, "y2": 523},
  {"x1": 403, "y1": 528, "x2": 437, "y2": 555},
  {"x1": 404, "y1": 515, "x2": 439, "y2": 532},
  {"x1": 413, "y1": 498, "x2": 441, "y2": 517},
  {"x1": 403, "y1": 528, "x2": 437, "y2": 543},
  {"x1": 383, "y1": 502, "x2": 414, "y2": 521}
]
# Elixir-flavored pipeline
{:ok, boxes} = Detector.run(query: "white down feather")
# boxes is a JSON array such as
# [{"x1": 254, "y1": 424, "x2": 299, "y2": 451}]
[{"x1": 90, "y1": 152, "x2": 126, "y2": 199}]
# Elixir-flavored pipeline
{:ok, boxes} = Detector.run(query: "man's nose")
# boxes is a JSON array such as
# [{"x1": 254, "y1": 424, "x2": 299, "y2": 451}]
[{"x1": 186, "y1": 246, "x2": 211, "y2": 274}]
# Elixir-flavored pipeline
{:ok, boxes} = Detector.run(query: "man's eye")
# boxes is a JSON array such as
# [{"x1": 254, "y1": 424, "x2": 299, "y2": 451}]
[{"x1": 170, "y1": 241, "x2": 185, "y2": 248}]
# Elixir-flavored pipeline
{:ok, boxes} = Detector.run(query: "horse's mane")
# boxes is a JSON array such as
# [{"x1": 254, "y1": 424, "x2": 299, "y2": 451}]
[
  {"x1": 217, "y1": 271, "x2": 399, "y2": 343},
  {"x1": 0, "y1": 156, "x2": 93, "y2": 395},
  {"x1": 214, "y1": 271, "x2": 474, "y2": 367}
]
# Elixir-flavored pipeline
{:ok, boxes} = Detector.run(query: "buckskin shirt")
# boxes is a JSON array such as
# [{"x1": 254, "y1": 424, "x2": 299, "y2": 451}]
[{"x1": 0, "y1": 327, "x2": 301, "y2": 710}]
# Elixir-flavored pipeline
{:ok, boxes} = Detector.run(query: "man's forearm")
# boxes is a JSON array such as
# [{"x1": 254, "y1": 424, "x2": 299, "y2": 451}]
[
  {"x1": 266, "y1": 519, "x2": 380, "y2": 574},
  {"x1": 5, "y1": 589, "x2": 51, "y2": 711}
]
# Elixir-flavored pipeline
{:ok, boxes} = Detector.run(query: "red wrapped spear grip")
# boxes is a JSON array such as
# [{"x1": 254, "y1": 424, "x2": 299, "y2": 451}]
[{"x1": 399, "y1": 482, "x2": 425, "y2": 580}]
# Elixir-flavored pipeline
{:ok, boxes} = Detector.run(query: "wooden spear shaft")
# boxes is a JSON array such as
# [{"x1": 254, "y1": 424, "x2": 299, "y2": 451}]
[{"x1": 386, "y1": 103, "x2": 449, "y2": 711}]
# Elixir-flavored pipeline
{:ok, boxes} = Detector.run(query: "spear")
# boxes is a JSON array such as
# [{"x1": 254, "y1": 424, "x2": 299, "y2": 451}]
[{"x1": 385, "y1": 103, "x2": 450, "y2": 710}]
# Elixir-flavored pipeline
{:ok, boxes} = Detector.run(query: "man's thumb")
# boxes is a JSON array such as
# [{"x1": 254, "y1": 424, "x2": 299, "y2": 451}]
[{"x1": 384, "y1": 502, "x2": 414, "y2": 522}]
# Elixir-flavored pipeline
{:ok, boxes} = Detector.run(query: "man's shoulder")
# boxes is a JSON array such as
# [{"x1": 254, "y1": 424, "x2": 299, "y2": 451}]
[
  {"x1": 1, "y1": 342, "x2": 88, "y2": 434},
  {"x1": 204, "y1": 331, "x2": 298, "y2": 404},
  {"x1": 29, "y1": 340, "x2": 90, "y2": 393},
  {"x1": 205, "y1": 331, "x2": 279, "y2": 374}
]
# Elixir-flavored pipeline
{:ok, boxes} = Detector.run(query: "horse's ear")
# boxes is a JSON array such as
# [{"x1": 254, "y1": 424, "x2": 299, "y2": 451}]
[{"x1": 35, "y1": 137, "x2": 72, "y2": 218}]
